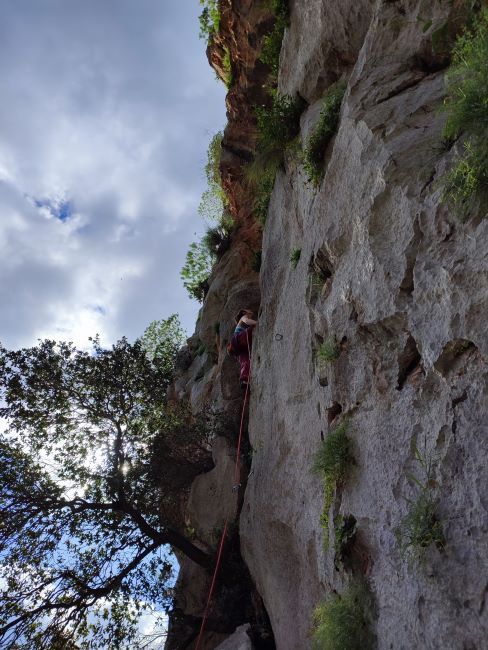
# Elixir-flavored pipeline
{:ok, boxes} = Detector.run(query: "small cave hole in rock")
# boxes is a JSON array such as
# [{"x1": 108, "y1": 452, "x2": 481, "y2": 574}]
[
  {"x1": 399, "y1": 218, "x2": 422, "y2": 296},
  {"x1": 399, "y1": 262, "x2": 415, "y2": 295},
  {"x1": 333, "y1": 513, "x2": 357, "y2": 570},
  {"x1": 397, "y1": 334, "x2": 422, "y2": 390},
  {"x1": 307, "y1": 249, "x2": 334, "y2": 303},
  {"x1": 434, "y1": 339, "x2": 476, "y2": 377},
  {"x1": 452, "y1": 390, "x2": 468, "y2": 408},
  {"x1": 435, "y1": 425, "x2": 450, "y2": 452},
  {"x1": 327, "y1": 402, "x2": 343, "y2": 424}
]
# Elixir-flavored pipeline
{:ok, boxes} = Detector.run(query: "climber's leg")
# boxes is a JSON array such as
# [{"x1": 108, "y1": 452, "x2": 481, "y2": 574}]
[{"x1": 239, "y1": 353, "x2": 251, "y2": 387}]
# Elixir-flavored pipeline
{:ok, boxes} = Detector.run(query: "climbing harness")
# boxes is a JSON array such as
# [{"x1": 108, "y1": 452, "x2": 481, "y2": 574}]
[{"x1": 195, "y1": 329, "x2": 252, "y2": 650}]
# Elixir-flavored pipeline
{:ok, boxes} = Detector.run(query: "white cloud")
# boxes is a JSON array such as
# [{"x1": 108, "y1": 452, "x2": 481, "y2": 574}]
[{"x1": 0, "y1": 0, "x2": 226, "y2": 348}]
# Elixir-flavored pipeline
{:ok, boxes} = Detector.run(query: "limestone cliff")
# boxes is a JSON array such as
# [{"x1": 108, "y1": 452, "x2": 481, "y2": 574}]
[{"x1": 166, "y1": 1, "x2": 488, "y2": 649}]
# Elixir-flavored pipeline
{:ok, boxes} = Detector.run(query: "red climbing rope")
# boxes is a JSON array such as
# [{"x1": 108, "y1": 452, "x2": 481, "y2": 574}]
[
  {"x1": 194, "y1": 520, "x2": 229, "y2": 650},
  {"x1": 194, "y1": 329, "x2": 252, "y2": 650},
  {"x1": 234, "y1": 333, "x2": 251, "y2": 487}
]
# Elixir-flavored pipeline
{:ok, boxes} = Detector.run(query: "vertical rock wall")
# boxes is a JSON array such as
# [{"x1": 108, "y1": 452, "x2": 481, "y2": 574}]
[
  {"x1": 240, "y1": 1, "x2": 488, "y2": 649},
  {"x1": 168, "y1": 1, "x2": 488, "y2": 648}
]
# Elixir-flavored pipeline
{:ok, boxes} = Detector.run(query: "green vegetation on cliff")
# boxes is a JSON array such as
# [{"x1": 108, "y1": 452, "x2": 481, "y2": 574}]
[
  {"x1": 260, "y1": 0, "x2": 290, "y2": 82},
  {"x1": 248, "y1": 92, "x2": 304, "y2": 224},
  {"x1": 318, "y1": 337, "x2": 340, "y2": 362},
  {"x1": 255, "y1": 92, "x2": 304, "y2": 156},
  {"x1": 290, "y1": 247, "x2": 301, "y2": 269},
  {"x1": 222, "y1": 45, "x2": 233, "y2": 88},
  {"x1": 198, "y1": 0, "x2": 220, "y2": 42},
  {"x1": 303, "y1": 81, "x2": 346, "y2": 186},
  {"x1": 182, "y1": 132, "x2": 235, "y2": 302},
  {"x1": 199, "y1": 131, "x2": 228, "y2": 224},
  {"x1": 395, "y1": 446, "x2": 445, "y2": 562},
  {"x1": 442, "y1": 9, "x2": 488, "y2": 216},
  {"x1": 181, "y1": 240, "x2": 214, "y2": 302},
  {"x1": 312, "y1": 579, "x2": 376, "y2": 650},
  {"x1": 312, "y1": 418, "x2": 352, "y2": 547},
  {"x1": 242, "y1": 0, "x2": 299, "y2": 225}
]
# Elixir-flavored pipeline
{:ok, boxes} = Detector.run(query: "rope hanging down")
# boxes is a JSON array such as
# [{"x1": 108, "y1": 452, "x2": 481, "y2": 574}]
[{"x1": 194, "y1": 330, "x2": 251, "y2": 650}]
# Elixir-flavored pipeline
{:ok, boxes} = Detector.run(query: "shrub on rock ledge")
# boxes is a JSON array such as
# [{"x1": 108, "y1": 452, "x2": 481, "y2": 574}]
[
  {"x1": 312, "y1": 579, "x2": 376, "y2": 650},
  {"x1": 312, "y1": 418, "x2": 352, "y2": 548},
  {"x1": 255, "y1": 92, "x2": 304, "y2": 159},
  {"x1": 248, "y1": 92, "x2": 304, "y2": 224},
  {"x1": 260, "y1": 0, "x2": 290, "y2": 82},
  {"x1": 395, "y1": 445, "x2": 445, "y2": 563},
  {"x1": 198, "y1": 0, "x2": 220, "y2": 42},
  {"x1": 318, "y1": 337, "x2": 340, "y2": 362},
  {"x1": 290, "y1": 247, "x2": 301, "y2": 269},
  {"x1": 303, "y1": 81, "x2": 346, "y2": 186},
  {"x1": 442, "y1": 9, "x2": 488, "y2": 217}
]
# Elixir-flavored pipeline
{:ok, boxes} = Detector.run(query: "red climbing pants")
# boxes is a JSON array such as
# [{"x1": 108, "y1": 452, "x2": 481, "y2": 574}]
[{"x1": 233, "y1": 329, "x2": 252, "y2": 385}]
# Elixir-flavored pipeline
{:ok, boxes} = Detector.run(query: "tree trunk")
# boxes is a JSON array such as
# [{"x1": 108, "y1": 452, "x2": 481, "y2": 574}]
[{"x1": 162, "y1": 527, "x2": 213, "y2": 569}]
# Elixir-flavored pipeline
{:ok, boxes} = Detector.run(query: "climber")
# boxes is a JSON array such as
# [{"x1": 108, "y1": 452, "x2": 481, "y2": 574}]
[{"x1": 228, "y1": 308, "x2": 257, "y2": 388}]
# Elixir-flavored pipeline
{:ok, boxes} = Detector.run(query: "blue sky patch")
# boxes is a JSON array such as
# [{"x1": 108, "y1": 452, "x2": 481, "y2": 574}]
[{"x1": 34, "y1": 197, "x2": 73, "y2": 221}]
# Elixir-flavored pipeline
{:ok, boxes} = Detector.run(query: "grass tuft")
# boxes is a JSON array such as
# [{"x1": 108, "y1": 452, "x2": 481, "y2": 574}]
[
  {"x1": 318, "y1": 338, "x2": 340, "y2": 362},
  {"x1": 312, "y1": 419, "x2": 350, "y2": 481},
  {"x1": 245, "y1": 155, "x2": 281, "y2": 225},
  {"x1": 443, "y1": 137, "x2": 488, "y2": 219},
  {"x1": 395, "y1": 445, "x2": 445, "y2": 563},
  {"x1": 312, "y1": 419, "x2": 351, "y2": 548},
  {"x1": 303, "y1": 81, "x2": 346, "y2": 186},
  {"x1": 396, "y1": 492, "x2": 445, "y2": 561},
  {"x1": 202, "y1": 213, "x2": 236, "y2": 260},
  {"x1": 312, "y1": 580, "x2": 376, "y2": 650},
  {"x1": 222, "y1": 46, "x2": 233, "y2": 89},
  {"x1": 442, "y1": 9, "x2": 488, "y2": 217},
  {"x1": 290, "y1": 248, "x2": 301, "y2": 269}
]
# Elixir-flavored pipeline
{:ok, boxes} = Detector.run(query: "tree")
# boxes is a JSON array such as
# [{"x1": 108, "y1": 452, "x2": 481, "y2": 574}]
[
  {"x1": 181, "y1": 241, "x2": 213, "y2": 302},
  {"x1": 198, "y1": 0, "x2": 220, "y2": 42},
  {"x1": 139, "y1": 314, "x2": 185, "y2": 367},
  {"x1": 0, "y1": 329, "x2": 214, "y2": 649},
  {"x1": 198, "y1": 131, "x2": 227, "y2": 224}
]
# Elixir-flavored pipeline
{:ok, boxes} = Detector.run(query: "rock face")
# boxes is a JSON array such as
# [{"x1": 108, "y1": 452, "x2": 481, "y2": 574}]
[
  {"x1": 167, "y1": 1, "x2": 488, "y2": 649},
  {"x1": 215, "y1": 625, "x2": 252, "y2": 650}
]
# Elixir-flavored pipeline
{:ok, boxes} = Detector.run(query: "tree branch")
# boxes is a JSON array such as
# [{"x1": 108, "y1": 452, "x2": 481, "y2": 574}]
[{"x1": 62, "y1": 541, "x2": 160, "y2": 598}]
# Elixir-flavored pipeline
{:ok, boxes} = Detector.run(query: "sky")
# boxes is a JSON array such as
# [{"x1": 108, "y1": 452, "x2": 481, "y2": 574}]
[{"x1": 0, "y1": 0, "x2": 227, "y2": 350}]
